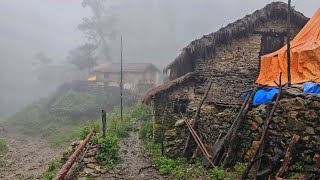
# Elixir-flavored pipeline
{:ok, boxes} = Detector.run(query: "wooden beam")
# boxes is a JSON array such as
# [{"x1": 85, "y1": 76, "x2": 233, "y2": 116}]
[
  {"x1": 54, "y1": 130, "x2": 95, "y2": 180},
  {"x1": 276, "y1": 135, "x2": 300, "y2": 178},
  {"x1": 182, "y1": 78, "x2": 214, "y2": 156},
  {"x1": 287, "y1": 0, "x2": 292, "y2": 86},
  {"x1": 241, "y1": 73, "x2": 283, "y2": 179}
]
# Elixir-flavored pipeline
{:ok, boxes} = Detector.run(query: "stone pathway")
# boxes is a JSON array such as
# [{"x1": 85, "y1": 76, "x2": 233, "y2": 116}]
[{"x1": 96, "y1": 120, "x2": 166, "y2": 180}]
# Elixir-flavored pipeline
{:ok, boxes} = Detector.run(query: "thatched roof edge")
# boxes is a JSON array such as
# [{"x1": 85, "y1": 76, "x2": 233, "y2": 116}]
[
  {"x1": 142, "y1": 72, "x2": 197, "y2": 104},
  {"x1": 163, "y1": 1, "x2": 309, "y2": 74}
]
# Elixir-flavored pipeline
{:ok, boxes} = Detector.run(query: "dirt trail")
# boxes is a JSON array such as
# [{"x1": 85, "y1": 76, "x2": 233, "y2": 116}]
[
  {"x1": 0, "y1": 130, "x2": 60, "y2": 180},
  {"x1": 96, "y1": 121, "x2": 166, "y2": 180}
]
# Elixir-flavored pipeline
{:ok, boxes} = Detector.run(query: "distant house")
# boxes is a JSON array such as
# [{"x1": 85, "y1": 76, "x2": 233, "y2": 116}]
[{"x1": 93, "y1": 63, "x2": 162, "y2": 94}]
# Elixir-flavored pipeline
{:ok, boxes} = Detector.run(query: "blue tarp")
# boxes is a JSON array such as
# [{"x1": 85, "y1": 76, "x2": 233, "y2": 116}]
[
  {"x1": 241, "y1": 88, "x2": 279, "y2": 106},
  {"x1": 241, "y1": 82, "x2": 320, "y2": 105},
  {"x1": 303, "y1": 82, "x2": 320, "y2": 94}
]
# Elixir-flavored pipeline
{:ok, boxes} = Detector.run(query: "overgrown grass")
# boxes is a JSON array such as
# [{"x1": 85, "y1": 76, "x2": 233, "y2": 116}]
[
  {"x1": 130, "y1": 102, "x2": 151, "y2": 121},
  {"x1": 42, "y1": 158, "x2": 61, "y2": 180},
  {"x1": 95, "y1": 135, "x2": 120, "y2": 170},
  {"x1": 0, "y1": 139, "x2": 8, "y2": 155},
  {"x1": 3, "y1": 88, "x2": 122, "y2": 147},
  {"x1": 50, "y1": 90, "x2": 109, "y2": 113},
  {"x1": 0, "y1": 159, "x2": 6, "y2": 168},
  {"x1": 0, "y1": 139, "x2": 8, "y2": 168}
]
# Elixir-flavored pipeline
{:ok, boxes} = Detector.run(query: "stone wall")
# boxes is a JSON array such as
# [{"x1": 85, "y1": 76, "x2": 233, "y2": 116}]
[
  {"x1": 194, "y1": 19, "x2": 302, "y2": 104},
  {"x1": 163, "y1": 87, "x2": 320, "y2": 176}
]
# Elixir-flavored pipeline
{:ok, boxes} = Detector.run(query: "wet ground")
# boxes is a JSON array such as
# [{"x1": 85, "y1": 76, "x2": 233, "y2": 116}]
[
  {"x1": 95, "y1": 121, "x2": 166, "y2": 180},
  {"x1": 0, "y1": 130, "x2": 60, "y2": 180}
]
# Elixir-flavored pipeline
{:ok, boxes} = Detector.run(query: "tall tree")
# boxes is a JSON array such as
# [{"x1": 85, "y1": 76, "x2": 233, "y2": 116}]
[
  {"x1": 67, "y1": 43, "x2": 98, "y2": 74},
  {"x1": 79, "y1": 0, "x2": 117, "y2": 61}
]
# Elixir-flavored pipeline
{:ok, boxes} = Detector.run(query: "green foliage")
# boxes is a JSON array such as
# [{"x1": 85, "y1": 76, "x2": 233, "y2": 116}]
[
  {"x1": 208, "y1": 167, "x2": 225, "y2": 180},
  {"x1": 224, "y1": 162, "x2": 246, "y2": 179},
  {"x1": 51, "y1": 90, "x2": 107, "y2": 113},
  {"x1": 139, "y1": 121, "x2": 153, "y2": 140},
  {"x1": 155, "y1": 156, "x2": 177, "y2": 175},
  {"x1": 130, "y1": 103, "x2": 151, "y2": 121},
  {"x1": 96, "y1": 136, "x2": 120, "y2": 170},
  {"x1": 106, "y1": 106, "x2": 132, "y2": 138},
  {"x1": 0, "y1": 139, "x2": 8, "y2": 155},
  {"x1": 292, "y1": 162, "x2": 304, "y2": 171},
  {"x1": 5, "y1": 87, "x2": 114, "y2": 147},
  {"x1": 43, "y1": 158, "x2": 61, "y2": 180},
  {"x1": 91, "y1": 135, "x2": 98, "y2": 144},
  {"x1": 286, "y1": 172, "x2": 300, "y2": 179},
  {"x1": 0, "y1": 159, "x2": 6, "y2": 168},
  {"x1": 80, "y1": 126, "x2": 90, "y2": 140}
]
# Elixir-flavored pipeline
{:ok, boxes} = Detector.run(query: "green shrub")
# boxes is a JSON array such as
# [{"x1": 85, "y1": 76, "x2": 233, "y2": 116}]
[
  {"x1": 286, "y1": 172, "x2": 300, "y2": 179},
  {"x1": 0, "y1": 139, "x2": 8, "y2": 155},
  {"x1": 139, "y1": 121, "x2": 153, "y2": 140},
  {"x1": 292, "y1": 162, "x2": 304, "y2": 171},
  {"x1": 43, "y1": 158, "x2": 61, "y2": 180},
  {"x1": 208, "y1": 167, "x2": 225, "y2": 180},
  {"x1": 80, "y1": 126, "x2": 90, "y2": 140},
  {"x1": 155, "y1": 156, "x2": 177, "y2": 175},
  {"x1": 0, "y1": 159, "x2": 6, "y2": 168},
  {"x1": 96, "y1": 136, "x2": 120, "y2": 170},
  {"x1": 131, "y1": 103, "x2": 151, "y2": 121},
  {"x1": 107, "y1": 107, "x2": 132, "y2": 138}
]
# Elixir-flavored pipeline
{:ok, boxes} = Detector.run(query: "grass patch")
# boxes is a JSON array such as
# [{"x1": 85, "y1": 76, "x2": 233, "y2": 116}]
[
  {"x1": 0, "y1": 159, "x2": 6, "y2": 168},
  {"x1": 42, "y1": 158, "x2": 61, "y2": 180},
  {"x1": 130, "y1": 102, "x2": 151, "y2": 121},
  {"x1": 0, "y1": 139, "x2": 8, "y2": 155},
  {"x1": 95, "y1": 135, "x2": 120, "y2": 170},
  {"x1": 3, "y1": 86, "x2": 130, "y2": 147}
]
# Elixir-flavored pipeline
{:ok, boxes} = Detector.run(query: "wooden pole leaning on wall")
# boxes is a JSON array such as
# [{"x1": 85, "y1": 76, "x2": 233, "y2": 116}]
[
  {"x1": 102, "y1": 110, "x2": 107, "y2": 138},
  {"x1": 54, "y1": 129, "x2": 95, "y2": 180},
  {"x1": 276, "y1": 134, "x2": 300, "y2": 178},
  {"x1": 182, "y1": 78, "x2": 214, "y2": 156},
  {"x1": 287, "y1": 0, "x2": 292, "y2": 86},
  {"x1": 241, "y1": 73, "x2": 283, "y2": 179}
]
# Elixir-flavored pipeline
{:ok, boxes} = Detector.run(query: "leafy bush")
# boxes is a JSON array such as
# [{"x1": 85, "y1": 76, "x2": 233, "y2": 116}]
[
  {"x1": 80, "y1": 126, "x2": 90, "y2": 140},
  {"x1": 208, "y1": 167, "x2": 225, "y2": 180},
  {"x1": 43, "y1": 158, "x2": 61, "y2": 180},
  {"x1": 139, "y1": 121, "x2": 153, "y2": 140},
  {"x1": 96, "y1": 136, "x2": 120, "y2": 170},
  {"x1": 155, "y1": 156, "x2": 177, "y2": 175},
  {"x1": 0, "y1": 139, "x2": 8, "y2": 155},
  {"x1": 107, "y1": 107, "x2": 132, "y2": 138},
  {"x1": 131, "y1": 103, "x2": 151, "y2": 121},
  {"x1": 51, "y1": 90, "x2": 107, "y2": 113}
]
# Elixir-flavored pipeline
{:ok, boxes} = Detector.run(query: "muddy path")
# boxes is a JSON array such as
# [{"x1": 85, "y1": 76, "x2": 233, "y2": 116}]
[
  {"x1": 96, "y1": 120, "x2": 166, "y2": 180},
  {"x1": 0, "y1": 130, "x2": 60, "y2": 180}
]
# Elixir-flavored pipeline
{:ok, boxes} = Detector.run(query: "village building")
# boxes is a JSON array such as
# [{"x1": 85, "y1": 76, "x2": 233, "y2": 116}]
[
  {"x1": 144, "y1": 1, "x2": 308, "y2": 144},
  {"x1": 143, "y1": 2, "x2": 320, "y2": 177},
  {"x1": 92, "y1": 63, "x2": 162, "y2": 95}
]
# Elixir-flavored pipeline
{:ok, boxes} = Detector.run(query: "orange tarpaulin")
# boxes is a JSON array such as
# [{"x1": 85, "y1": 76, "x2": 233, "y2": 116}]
[{"x1": 256, "y1": 8, "x2": 320, "y2": 86}]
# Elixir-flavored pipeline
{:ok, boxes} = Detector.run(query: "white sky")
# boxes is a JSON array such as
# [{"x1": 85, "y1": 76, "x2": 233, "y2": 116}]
[{"x1": 0, "y1": 0, "x2": 318, "y2": 68}]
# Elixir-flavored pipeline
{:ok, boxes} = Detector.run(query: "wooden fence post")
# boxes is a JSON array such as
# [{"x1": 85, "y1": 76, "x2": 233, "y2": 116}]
[{"x1": 102, "y1": 110, "x2": 106, "y2": 138}]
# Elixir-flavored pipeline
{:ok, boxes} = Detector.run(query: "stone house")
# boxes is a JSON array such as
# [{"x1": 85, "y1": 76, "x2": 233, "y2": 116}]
[
  {"x1": 94, "y1": 63, "x2": 161, "y2": 94},
  {"x1": 143, "y1": 1, "x2": 310, "y2": 157}
]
